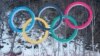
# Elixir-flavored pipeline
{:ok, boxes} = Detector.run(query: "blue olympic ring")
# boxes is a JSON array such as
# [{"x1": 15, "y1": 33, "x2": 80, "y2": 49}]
[{"x1": 8, "y1": 6, "x2": 35, "y2": 32}]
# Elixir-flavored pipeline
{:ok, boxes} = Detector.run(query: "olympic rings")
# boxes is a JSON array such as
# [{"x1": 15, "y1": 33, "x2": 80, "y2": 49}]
[
  {"x1": 38, "y1": 4, "x2": 63, "y2": 30},
  {"x1": 64, "y1": 2, "x2": 93, "y2": 30},
  {"x1": 50, "y1": 16, "x2": 78, "y2": 42},
  {"x1": 7, "y1": 1, "x2": 93, "y2": 44},
  {"x1": 22, "y1": 17, "x2": 49, "y2": 44},
  {"x1": 8, "y1": 6, "x2": 35, "y2": 32}
]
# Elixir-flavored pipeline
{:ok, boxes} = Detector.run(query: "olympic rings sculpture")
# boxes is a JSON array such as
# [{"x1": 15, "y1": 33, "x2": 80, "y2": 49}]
[{"x1": 8, "y1": 1, "x2": 93, "y2": 44}]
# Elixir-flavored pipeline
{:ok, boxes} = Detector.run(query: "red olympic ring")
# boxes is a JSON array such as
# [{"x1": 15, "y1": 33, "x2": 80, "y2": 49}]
[{"x1": 64, "y1": 1, "x2": 93, "y2": 30}]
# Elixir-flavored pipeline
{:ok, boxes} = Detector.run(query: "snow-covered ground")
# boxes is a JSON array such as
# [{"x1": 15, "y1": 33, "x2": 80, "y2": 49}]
[{"x1": 0, "y1": 22, "x2": 100, "y2": 56}]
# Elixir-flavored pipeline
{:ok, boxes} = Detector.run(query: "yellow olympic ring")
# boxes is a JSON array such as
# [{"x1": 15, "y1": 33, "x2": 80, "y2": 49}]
[{"x1": 22, "y1": 17, "x2": 49, "y2": 44}]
